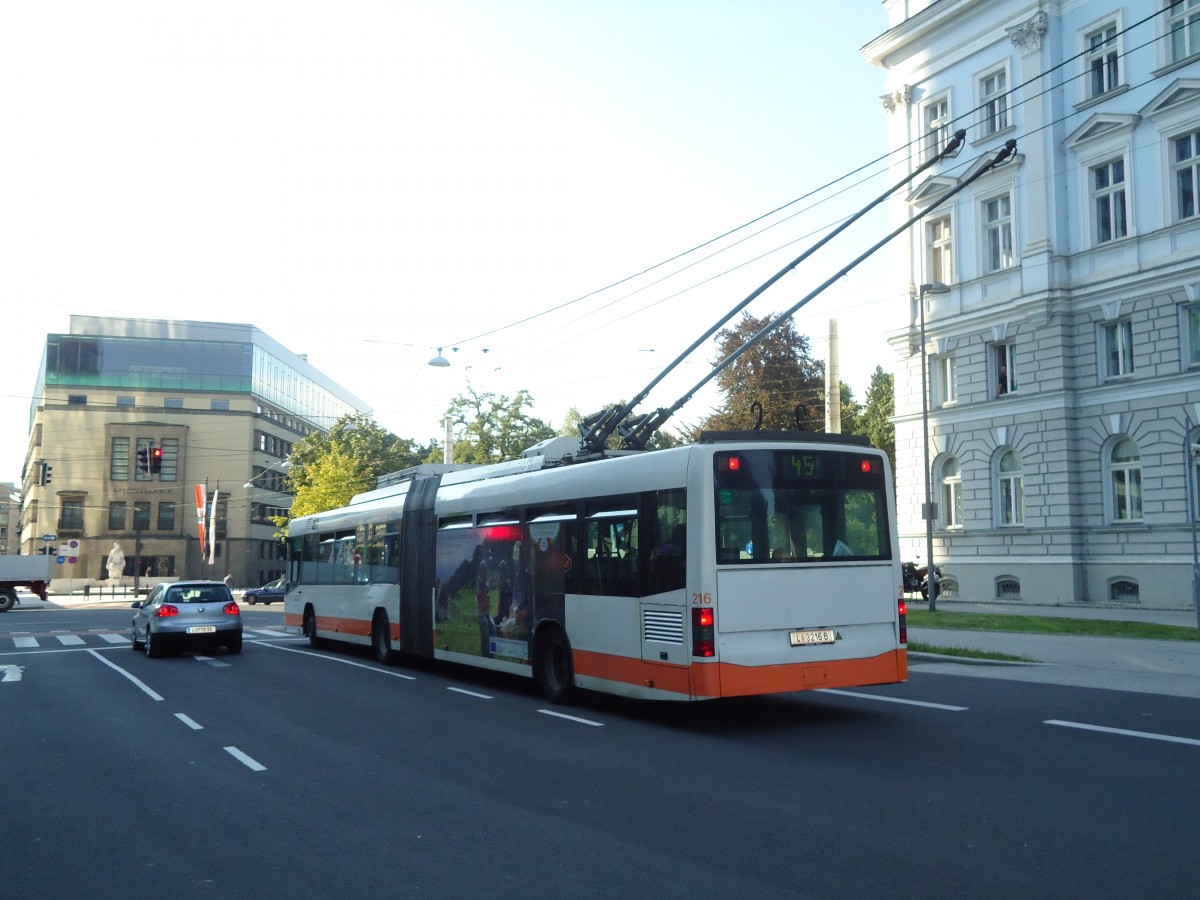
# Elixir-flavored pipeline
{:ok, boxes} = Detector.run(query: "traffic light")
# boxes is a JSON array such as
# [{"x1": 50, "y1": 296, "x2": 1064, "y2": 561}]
[
  {"x1": 137, "y1": 447, "x2": 150, "y2": 473},
  {"x1": 150, "y1": 446, "x2": 163, "y2": 473},
  {"x1": 40, "y1": 463, "x2": 52, "y2": 486}
]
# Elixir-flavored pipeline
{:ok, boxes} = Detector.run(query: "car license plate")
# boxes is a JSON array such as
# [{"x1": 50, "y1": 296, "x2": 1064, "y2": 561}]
[
  {"x1": 790, "y1": 629, "x2": 835, "y2": 646},
  {"x1": 186, "y1": 625, "x2": 216, "y2": 634}
]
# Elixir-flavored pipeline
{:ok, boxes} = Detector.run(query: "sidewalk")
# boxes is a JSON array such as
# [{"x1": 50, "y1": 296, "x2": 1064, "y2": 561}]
[{"x1": 910, "y1": 599, "x2": 1200, "y2": 699}]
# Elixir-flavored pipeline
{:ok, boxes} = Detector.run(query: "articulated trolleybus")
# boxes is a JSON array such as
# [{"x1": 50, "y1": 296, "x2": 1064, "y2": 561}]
[{"x1": 283, "y1": 431, "x2": 907, "y2": 702}]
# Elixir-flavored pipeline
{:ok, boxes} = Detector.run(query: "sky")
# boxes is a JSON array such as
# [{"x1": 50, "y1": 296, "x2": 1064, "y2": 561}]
[{"x1": 0, "y1": 0, "x2": 910, "y2": 480}]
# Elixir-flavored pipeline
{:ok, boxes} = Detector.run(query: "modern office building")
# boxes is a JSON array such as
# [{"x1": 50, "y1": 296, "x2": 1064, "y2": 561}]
[
  {"x1": 20, "y1": 316, "x2": 368, "y2": 591},
  {"x1": 864, "y1": 1, "x2": 1200, "y2": 608}
]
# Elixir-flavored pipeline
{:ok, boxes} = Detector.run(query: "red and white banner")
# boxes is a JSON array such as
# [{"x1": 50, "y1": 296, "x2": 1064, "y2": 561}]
[
  {"x1": 208, "y1": 489, "x2": 219, "y2": 566},
  {"x1": 195, "y1": 484, "x2": 207, "y2": 560}
]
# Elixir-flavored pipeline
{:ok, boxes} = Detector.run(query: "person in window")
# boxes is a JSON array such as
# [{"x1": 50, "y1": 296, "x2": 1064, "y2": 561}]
[{"x1": 997, "y1": 363, "x2": 1008, "y2": 395}]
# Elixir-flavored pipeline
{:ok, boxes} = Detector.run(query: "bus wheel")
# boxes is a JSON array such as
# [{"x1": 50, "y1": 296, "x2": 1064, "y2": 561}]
[
  {"x1": 372, "y1": 611, "x2": 395, "y2": 665},
  {"x1": 536, "y1": 626, "x2": 575, "y2": 704},
  {"x1": 304, "y1": 608, "x2": 320, "y2": 648}
]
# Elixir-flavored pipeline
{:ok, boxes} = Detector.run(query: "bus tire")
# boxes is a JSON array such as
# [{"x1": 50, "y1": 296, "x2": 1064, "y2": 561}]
[
  {"x1": 536, "y1": 626, "x2": 575, "y2": 704},
  {"x1": 303, "y1": 607, "x2": 321, "y2": 648},
  {"x1": 372, "y1": 610, "x2": 395, "y2": 665}
]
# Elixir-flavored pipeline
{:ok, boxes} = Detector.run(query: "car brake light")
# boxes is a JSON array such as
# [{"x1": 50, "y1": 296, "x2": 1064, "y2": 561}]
[
  {"x1": 224, "y1": 602, "x2": 240, "y2": 615},
  {"x1": 156, "y1": 604, "x2": 179, "y2": 618},
  {"x1": 692, "y1": 606, "x2": 715, "y2": 657},
  {"x1": 897, "y1": 594, "x2": 907, "y2": 645}
]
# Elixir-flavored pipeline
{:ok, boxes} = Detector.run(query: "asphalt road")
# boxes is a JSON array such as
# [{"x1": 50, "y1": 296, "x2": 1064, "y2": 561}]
[{"x1": 3, "y1": 606, "x2": 1199, "y2": 899}]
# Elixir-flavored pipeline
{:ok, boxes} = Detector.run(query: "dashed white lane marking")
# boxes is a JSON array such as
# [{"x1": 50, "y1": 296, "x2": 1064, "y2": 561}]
[
  {"x1": 819, "y1": 688, "x2": 969, "y2": 711},
  {"x1": 538, "y1": 709, "x2": 604, "y2": 727},
  {"x1": 1045, "y1": 719, "x2": 1200, "y2": 747},
  {"x1": 175, "y1": 713, "x2": 203, "y2": 730},
  {"x1": 448, "y1": 687, "x2": 492, "y2": 699},
  {"x1": 224, "y1": 746, "x2": 266, "y2": 771}
]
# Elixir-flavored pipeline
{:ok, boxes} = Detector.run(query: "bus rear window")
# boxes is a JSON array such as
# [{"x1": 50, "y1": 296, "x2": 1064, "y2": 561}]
[{"x1": 713, "y1": 449, "x2": 891, "y2": 564}]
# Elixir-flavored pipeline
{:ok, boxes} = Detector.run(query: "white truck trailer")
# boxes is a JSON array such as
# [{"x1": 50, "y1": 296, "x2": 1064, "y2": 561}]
[{"x1": 0, "y1": 556, "x2": 52, "y2": 612}]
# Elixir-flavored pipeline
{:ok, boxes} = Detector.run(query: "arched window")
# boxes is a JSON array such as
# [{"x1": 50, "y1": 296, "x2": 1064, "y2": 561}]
[
  {"x1": 1109, "y1": 579, "x2": 1139, "y2": 602},
  {"x1": 1109, "y1": 438, "x2": 1142, "y2": 522},
  {"x1": 941, "y1": 457, "x2": 963, "y2": 529},
  {"x1": 998, "y1": 449, "x2": 1024, "y2": 526},
  {"x1": 995, "y1": 577, "x2": 1021, "y2": 599}
]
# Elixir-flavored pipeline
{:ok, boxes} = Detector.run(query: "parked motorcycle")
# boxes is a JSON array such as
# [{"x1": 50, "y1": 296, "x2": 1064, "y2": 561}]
[{"x1": 902, "y1": 561, "x2": 942, "y2": 600}]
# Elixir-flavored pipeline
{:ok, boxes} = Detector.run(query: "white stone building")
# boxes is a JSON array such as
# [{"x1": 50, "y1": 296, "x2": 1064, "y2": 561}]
[{"x1": 863, "y1": 0, "x2": 1200, "y2": 608}]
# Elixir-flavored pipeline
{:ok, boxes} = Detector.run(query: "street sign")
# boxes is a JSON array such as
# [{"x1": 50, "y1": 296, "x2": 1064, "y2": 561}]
[{"x1": 42, "y1": 533, "x2": 57, "y2": 542}]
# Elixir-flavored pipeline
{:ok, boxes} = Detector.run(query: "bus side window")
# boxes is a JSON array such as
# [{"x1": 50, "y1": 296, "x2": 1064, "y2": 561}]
[{"x1": 648, "y1": 488, "x2": 686, "y2": 592}]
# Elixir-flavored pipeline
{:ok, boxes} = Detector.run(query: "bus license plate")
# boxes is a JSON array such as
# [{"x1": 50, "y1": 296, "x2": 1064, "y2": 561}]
[
  {"x1": 790, "y1": 629, "x2": 835, "y2": 646},
  {"x1": 186, "y1": 625, "x2": 216, "y2": 634}
]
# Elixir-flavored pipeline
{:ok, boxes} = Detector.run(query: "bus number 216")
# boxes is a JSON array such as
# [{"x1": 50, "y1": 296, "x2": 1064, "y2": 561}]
[{"x1": 691, "y1": 593, "x2": 712, "y2": 605}]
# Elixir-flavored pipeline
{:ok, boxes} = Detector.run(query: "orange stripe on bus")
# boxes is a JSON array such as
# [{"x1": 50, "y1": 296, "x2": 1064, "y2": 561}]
[{"x1": 574, "y1": 648, "x2": 906, "y2": 699}]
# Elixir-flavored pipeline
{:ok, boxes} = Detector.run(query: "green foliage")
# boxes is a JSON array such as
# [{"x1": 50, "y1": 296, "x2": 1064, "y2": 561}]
[
  {"x1": 860, "y1": 366, "x2": 896, "y2": 471},
  {"x1": 700, "y1": 312, "x2": 824, "y2": 432},
  {"x1": 276, "y1": 413, "x2": 427, "y2": 533},
  {"x1": 446, "y1": 386, "x2": 556, "y2": 464},
  {"x1": 838, "y1": 381, "x2": 861, "y2": 436}
]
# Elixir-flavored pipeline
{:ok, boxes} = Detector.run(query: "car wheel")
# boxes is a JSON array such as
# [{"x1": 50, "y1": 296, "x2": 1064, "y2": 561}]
[
  {"x1": 144, "y1": 626, "x2": 162, "y2": 658},
  {"x1": 0, "y1": 589, "x2": 17, "y2": 613},
  {"x1": 226, "y1": 632, "x2": 243, "y2": 654},
  {"x1": 536, "y1": 626, "x2": 575, "y2": 704},
  {"x1": 372, "y1": 611, "x2": 394, "y2": 664},
  {"x1": 247, "y1": 596, "x2": 256, "y2": 605}
]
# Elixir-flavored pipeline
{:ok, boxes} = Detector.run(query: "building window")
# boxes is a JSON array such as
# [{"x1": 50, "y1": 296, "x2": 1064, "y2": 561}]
[
  {"x1": 111, "y1": 437, "x2": 130, "y2": 482},
  {"x1": 995, "y1": 578, "x2": 1021, "y2": 600},
  {"x1": 117, "y1": 395, "x2": 136, "y2": 407},
  {"x1": 108, "y1": 502, "x2": 127, "y2": 531},
  {"x1": 1085, "y1": 23, "x2": 1119, "y2": 98},
  {"x1": 67, "y1": 395, "x2": 87, "y2": 406},
  {"x1": 1187, "y1": 305, "x2": 1200, "y2": 367},
  {"x1": 940, "y1": 457, "x2": 963, "y2": 529},
  {"x1": 165, "y1": 398, "x2": 184, "y2": 409},
  {"x1": 60, "y1": 500, "x2": 84, "y2": 531},
  {"x1": 1103, "y1": 319, "x2": 1135, "y2": 379},
  {"x1": 923, "y1": 95, "x2": 951, "y2": 163},
  {"x1": 1169, "y1": 0, "x2": 1200, "y2": 63},
  {"x1": 979, "y1": 69, "x2": 1009, "y2": 137},
  {"x1": 983, "y1": 194, "x2": 1014, "y2": 272},
  {"x1": 1092, "y1": 159, "x2": 1127, "y2": 243},
  {"x1": 1191, "y1": 427, "x2": 1200, "y2": 520},
  {"x1": 993, "y1": 343, "x2": 1017, "y2": 396},
  {"x1": 212, "y1": 399, "x2": 230, "y2": 410},
  {"x1": 158, "y1": 438, "x2": 179, "y2": 483},
  {"x1": 1175, "y1": 130, "x2": 1200, "y2": 221},
  {"x1": 936, "y1": 355, "x2": 957, "y2": 406},
  {"x1": 1109, "y1": 437, "x2": 1143, "y2": 523},
  {"x1": 1109, "y1": 579, "x2": 1139, "y2": 602},
  {"x1": 998, "y1": 449, "x2": 1024, "y2": 526},
  {"x1": 927, "y1": 215, "x2": 953, "y2": 284},
  {"x1": 157, "y1": 502, "x2": 176, "y2": 532},
  {"x1": 133, "y1": 501, "x2": 152, "y2": 531}
]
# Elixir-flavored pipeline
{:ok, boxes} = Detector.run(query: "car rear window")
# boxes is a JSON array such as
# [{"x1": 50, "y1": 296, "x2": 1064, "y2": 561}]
[{"x1": 167, "y1": 587, "x2": 232, "y2": 604}]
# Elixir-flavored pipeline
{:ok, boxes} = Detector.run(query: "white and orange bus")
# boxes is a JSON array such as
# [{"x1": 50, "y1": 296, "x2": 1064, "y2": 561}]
[{"x1": 283, "y1": 431, "x2": 907, "y2": 702}]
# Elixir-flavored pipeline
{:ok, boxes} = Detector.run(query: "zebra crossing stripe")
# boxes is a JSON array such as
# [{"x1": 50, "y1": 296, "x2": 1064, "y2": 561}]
[
  {"x1": 98, "y1": 633, "x2": 129, "y2": 644},
  {"x1": 56, "y1": 635, "x2": 86, "y2": 646},
  {"x1": 13, "y1": 637, "x2": 38, "y2": 648}
]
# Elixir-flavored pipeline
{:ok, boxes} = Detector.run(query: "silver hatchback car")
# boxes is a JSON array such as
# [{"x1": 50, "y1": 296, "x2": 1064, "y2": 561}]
[{"x1": 131, "y1": 580, "x2": 243, "y2": 657}]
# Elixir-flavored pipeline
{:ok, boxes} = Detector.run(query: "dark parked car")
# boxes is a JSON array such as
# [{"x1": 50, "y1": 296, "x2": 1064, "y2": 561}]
[
  {"x1": 243, "y1": 577, "x2": 285, "y2": 605},
  {"x1": 131, "y1": 580, "x2": 242, "y2": 657}
]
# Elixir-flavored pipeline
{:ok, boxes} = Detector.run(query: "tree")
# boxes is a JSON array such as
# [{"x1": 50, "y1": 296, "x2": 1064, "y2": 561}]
[
  {"x1": 446, "y1": 386, "x2": 555, "y2": 464},
  {"x1": 281, "y1": 413, "x2": 427, "y2": 528},
  {"x1": 700, "y1": 312, "x2": 825, "y2": 432},
  {"x1": 838, "y1": 381, "x2": 862, "y2": 436},
  {"x1": 859, "y1": 366, "x2": 896, "y2": 471}
]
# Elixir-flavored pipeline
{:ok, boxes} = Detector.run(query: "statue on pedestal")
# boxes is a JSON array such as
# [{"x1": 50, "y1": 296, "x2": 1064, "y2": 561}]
[{"x1": 106, "y1": 543, "x2": 126, "y2": 582}]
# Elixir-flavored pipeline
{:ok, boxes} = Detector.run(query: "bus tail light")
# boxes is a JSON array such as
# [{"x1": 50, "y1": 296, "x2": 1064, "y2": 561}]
[
  {"x1": 897, "y1": 595, "x2": 907, "y2": 645},
  {"x1": 692, "y1": 607, "x2": 715, "y2": 657}
]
